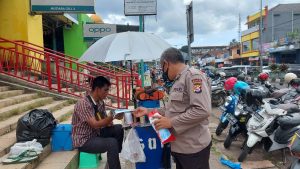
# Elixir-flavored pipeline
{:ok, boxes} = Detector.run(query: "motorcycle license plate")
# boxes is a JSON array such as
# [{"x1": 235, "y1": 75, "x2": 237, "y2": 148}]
[
  {"x1": 253, "y1": 111, "x2": 264, "y2": 122},
  {"x1": 225, "y1": 113, "x2": 238, "y2": 125}
]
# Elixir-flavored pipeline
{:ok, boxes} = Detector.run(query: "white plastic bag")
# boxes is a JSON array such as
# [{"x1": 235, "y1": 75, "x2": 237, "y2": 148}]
[
  {"x1": 120, "y1": 128, "x2": 146, "y2": 163},
  {"x1": 9, "y1": 139, "x2": 43, "y2": 158}
]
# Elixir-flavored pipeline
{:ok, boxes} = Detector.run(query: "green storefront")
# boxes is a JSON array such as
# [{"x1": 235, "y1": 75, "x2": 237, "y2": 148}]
[{"x1": 63, "y1": 14, "x2": 93, "y2": 59}]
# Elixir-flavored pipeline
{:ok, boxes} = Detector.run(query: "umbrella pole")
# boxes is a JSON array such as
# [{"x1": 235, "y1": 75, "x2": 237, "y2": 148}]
[{"x1": 130, "y1": 60, "x2": 137, "y2": 108}]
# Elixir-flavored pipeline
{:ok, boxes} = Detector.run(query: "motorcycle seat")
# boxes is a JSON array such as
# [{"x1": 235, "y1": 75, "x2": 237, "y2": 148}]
[
  {"x1": 274, "y1": 126, "x2": 300, "y2": 144},
  {"x1": 277, "y1": 104, "x2": 299, "y2": 113},
  {"x1": 277, "y1": 113, "x2": 300, "y2": 130},
  {"x1": 263, "y1": 100, "x2": 286, "y2": 116},
  {"x1": 270, "y1": 88, "x2": 290, "y2": 99},
  {"x1": 211, "y1": 86, "x2": 223, "y2": 91}
]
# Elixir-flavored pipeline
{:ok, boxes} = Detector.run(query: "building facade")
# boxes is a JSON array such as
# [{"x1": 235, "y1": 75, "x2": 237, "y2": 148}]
[
  {"x1": 228, "y1": 44, "x2": 242, "y2": 65},
  {"x1": 240, "y1": 3, "x2": 300, "y2": 65},
  {"x1": 191, "y1": 46, "x2": 229, "y2": 67},
  {"x1": 241, "y1": 7, "x2": 268, "y2": 65},
  {"x1": 0, "y1": 1, "x2": 140, "y2": 61},
  {"x1": 262, "y1": 4, "x2": 300, "y2": 64}
]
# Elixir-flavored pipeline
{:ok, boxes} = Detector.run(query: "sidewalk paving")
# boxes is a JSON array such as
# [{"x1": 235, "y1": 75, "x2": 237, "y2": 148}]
[{"x1": 98, "y1": 146, "x2": 227, "y2": 169}]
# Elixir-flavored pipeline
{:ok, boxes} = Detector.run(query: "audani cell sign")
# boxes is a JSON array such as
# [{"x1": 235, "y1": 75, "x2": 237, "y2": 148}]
[
  {"x1": 30, "y1": 0, "x2": 95, "y2": 13},
  {"x1": 124, "y1": 0, "x2": 157, "y2": 16},
  {"x1": 83, "y1": 24, "x2": 117, "y2": 41}
]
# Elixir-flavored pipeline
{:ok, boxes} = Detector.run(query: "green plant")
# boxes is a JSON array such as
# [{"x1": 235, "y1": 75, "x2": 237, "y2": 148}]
[
  {"x1": 279, "y1": 64, "x2": 289, "y2": 72},
  {"x1": 269, "y1": 64, "x2": 278, "y2": 72},
  {"x1": 271, "y1": 77, "x2": 276, "y2": 82},
  {"x1": 287, "y1": 29, "x2": 300, "y2": 40}
]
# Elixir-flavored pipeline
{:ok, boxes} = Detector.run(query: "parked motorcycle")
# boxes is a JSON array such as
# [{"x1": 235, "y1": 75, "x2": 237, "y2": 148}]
[
  {"x1": 223, "y1": 102, "x2": 252, "y2": 149},
  {"x1": 264, "y1": 112, "x2": 300, "y2": 152},
  {"x1": 215, "y1": 94, "x2": 239, "y2": 136},
  {"x1": 288, "y1": 129, "x2": 300, "y2": 169},
  {"x1": 238, "y1": 92, "x2": 299, "y2": 162},
  {"x1": 212, "y1": 85, "x2": 228, "y2": 107},
  {"x1": 223, "y1": 84, "x2": 278, "y2": 149}
]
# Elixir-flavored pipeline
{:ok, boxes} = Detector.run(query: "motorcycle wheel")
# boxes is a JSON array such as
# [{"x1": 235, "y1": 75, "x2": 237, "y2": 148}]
[
  {"x1": 238, "y1": 145, "x2": 250, "y2": 162},
  {"x1": 216, "y1": 122, "x2": 226, "y2": 136},
  {"x1": 224, "y1": 134, "x2": 233, "y2": 149},
  {"x1": 212, "y1": 93, "x2": 225, "y2": 107}
]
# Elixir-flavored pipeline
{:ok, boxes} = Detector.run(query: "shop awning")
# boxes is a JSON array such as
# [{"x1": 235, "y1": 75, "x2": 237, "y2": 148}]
[
  {"x1": 215, "y1": 58, "x2": 224, "y2": 63},
  {"x1": 269, "y1": 44, "x2": 299, "y2": 53},
  {"x1": 64, "y1": 13, "x2": 79, "y2": 24},
  {"x1": 249, "y1": 57, "x2": 259, "y2": 61}
]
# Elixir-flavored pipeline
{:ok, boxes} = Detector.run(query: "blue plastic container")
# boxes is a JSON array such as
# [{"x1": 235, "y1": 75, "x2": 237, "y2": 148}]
[
  {"x1": 51, "y1": 124, "x2": 73, "y2": 152},
  {"x1": 138, "y1": 100, "x2": 160, "y2": 108},
  {"x1": 135, "y1": 126, "x2": 170, "y2": 169},
  {"x1": 136, "y1": 98, "x2": 169, "y2": 169}
]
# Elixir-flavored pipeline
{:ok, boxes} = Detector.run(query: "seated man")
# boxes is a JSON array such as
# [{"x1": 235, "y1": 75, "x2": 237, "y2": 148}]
[{"x1": 72, "y1": 76, "x2": 124, "y2": 169}]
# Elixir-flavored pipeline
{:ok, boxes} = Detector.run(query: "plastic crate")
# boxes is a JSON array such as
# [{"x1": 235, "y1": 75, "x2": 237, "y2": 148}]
[
  {"x1": 51, "y1": 124, "x2": 73, "y2": 152},
  {"x1": 138, "y1": 100, "x2": 160, "y2": 108}
]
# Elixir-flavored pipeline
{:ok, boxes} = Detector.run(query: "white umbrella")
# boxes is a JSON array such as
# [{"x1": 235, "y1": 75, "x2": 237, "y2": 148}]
[{"x1": 78, "y1": 31, "x2": 171, "y2": 62}]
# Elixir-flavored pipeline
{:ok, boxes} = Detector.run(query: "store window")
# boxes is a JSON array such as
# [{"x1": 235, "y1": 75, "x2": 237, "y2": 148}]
[
  {"x1": 252, "y1": 38, "x2": 259, "y2": 51},
  {"x1": 242, "y1": 41, "x2": 250, "y2": 53}
]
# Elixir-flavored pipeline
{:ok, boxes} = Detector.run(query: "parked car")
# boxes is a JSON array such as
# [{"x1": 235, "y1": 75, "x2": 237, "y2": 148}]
[
  {"x1": 218, "y1": 67, "x2": 244, "y2": 77},
  {"x1": 287, "y1": 64, "x2": 300, "y2": 77},
  {"x1": 262, "y1": 66, "x2": 271, "y2": 74}
]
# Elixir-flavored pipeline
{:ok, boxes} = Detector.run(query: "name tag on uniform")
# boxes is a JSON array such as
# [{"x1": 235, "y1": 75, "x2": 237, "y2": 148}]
[
  {"x1": 173, "y1": 87, "x2": 183, "y2": 92},
  {"x1": 192, "y1": 79, "x2": 202, "y2": 94}
]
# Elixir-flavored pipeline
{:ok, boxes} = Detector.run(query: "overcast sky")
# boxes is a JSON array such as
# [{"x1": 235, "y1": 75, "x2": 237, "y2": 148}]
[{"x1": 95, "y1": 0, "x2": 298, "y2": 47}]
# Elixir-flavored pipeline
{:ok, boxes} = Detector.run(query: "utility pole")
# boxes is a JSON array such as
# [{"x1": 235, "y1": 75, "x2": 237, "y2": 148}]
[
  {"x1": 259, "y1": 0, "x2": 263, "y2": 71},
  {"x1": 238, "y1": 13, "x2": 241, "y2": 43},
  {"x1": 292, "y1": 10, "x2": 294, "y2": 32},
  {"x1": 139, "y1": 15, "x2": 144, "y2": 32},
  {"x1": 139, "y1": 15, "x2": 145, "y2": 87},
  {"x1": 186, "y1": 1, "x2": 194, "y2": 66}
]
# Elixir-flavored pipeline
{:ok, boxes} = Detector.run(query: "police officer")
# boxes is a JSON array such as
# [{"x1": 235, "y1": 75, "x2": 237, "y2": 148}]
[{"x1": 133, "y1": 48, "x2": 212, "y2": 169}]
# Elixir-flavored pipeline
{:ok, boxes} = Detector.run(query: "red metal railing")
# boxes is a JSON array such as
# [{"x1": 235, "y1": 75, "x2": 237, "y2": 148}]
[
  {"x1": 14, "y1": 40, "x2": 132, "y2": 74},
  {"x1": 0, "y1": 37, "x2": 138, "y2": 109}
]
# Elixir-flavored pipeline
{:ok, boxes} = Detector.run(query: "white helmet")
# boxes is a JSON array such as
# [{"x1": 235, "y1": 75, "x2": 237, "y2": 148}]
[
  {"x1": 284, "y1": 73, "x2": 297, "y2": 84},
  {"x1": 219, "y1": 72, "x2": 226, "y2": 77}
]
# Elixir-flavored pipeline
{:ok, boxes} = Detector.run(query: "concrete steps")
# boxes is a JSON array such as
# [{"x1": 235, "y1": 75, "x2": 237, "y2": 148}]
[
  {"x1": 0, "y1": 93, "x2": 39, "y2": 109},
  {"x1": 74, "y1": 91, "x2": 86, "y2": 97},
  {"x1": 35, "y1": 117, "x2": 79, "y2": 169},
  {"x1": 0, "y1": 105, "x2": 75, "y2": 169},
  {"x1": 0, "y1": 86, "x2": 10, "y2": 92},
  {"x1": 0, "y1": 97, "x2": 53, "y2": 121},
  {"x1": 0, "y1": 84, "x2": 77, "y2": 169},
  {"x1": 0, "y1": 100, "x2": 70, "y2": 136},
  {"x1": 0, "y1": 90, "x2": 24, "y2": 100},
  {"x1": 35, "y1": 150, "x2": 79, "y2": 169},
  {"x1": 0, "y1": 77, "x2": 128, "y2": 168},
  {"x1": 0, "y1": 105, "x2": 74, "y2": 158}
]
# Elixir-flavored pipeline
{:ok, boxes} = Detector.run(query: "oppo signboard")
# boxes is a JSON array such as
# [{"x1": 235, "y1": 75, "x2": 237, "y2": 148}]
[{"x1": 83, "y1": 24, "x2": 117, "y2": 41}]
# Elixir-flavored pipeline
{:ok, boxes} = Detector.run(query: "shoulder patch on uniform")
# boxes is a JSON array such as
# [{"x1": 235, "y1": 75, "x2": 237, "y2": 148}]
[
  {"x1": 188, "y1": 68, "x2": 201, "y2": 76},
  {"x1": 192, "y1": 79, "x2": 202, "y2": 93}
]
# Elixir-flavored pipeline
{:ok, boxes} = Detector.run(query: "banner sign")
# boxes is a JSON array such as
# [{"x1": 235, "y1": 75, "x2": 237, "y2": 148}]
[
  {"x1": 31, "y1": 0, "x2": 94, "y2": 13},
  {"x1": 124, "y1": 0, "x2": 157, "y2": 16},
  {"x1": 83, "y1": 24, "x2": 117, "y2": 41}
]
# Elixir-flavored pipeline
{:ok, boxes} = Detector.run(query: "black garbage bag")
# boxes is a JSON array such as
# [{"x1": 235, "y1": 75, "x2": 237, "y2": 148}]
[{"x1": 16, "y1": 109, "x2": 56, "y2": 147}]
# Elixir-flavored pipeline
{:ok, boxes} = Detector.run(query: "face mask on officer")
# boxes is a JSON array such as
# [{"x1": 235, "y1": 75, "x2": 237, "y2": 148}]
[{"x1": 162, "y1": 61, "x2": 173, "y2": 83}]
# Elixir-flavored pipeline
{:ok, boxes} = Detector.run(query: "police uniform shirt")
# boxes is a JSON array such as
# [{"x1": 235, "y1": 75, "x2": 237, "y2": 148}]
[{"x1": 163, "y1": 66, "x2": 212, "y2": 154}]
